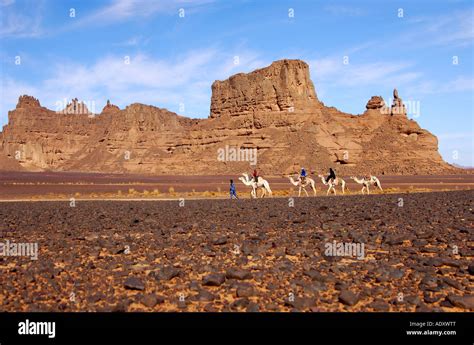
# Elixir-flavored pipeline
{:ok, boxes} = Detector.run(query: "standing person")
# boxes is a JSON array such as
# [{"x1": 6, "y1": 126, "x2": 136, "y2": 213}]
[
  {"x1": 230, "y1": 179, "x2": 238, "y2": 199},
  {"x1": 300, "y1": 167, "x2": 307, "y2": 183},
  {"x1": 326, "y1": 168, "x2": 336, "y2": 183}
]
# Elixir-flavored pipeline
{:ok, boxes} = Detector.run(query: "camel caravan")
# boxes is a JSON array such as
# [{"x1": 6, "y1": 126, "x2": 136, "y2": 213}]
[{"x1": 238, "y1": 167, "x2": 383, "y2": 198}]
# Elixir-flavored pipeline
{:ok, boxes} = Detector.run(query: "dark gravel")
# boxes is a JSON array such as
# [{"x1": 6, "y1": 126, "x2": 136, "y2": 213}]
[{"x1": 0, "y1": 190, "x2": 472, "y2": 312}]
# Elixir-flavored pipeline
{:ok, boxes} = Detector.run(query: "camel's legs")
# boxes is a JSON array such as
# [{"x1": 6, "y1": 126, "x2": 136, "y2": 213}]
[
  {"x1": 298, "y1": 187, "x2": 301, "y2": 197},
  {"x1": 303, "y1": 188, "x2": 309, "y2": 197}
]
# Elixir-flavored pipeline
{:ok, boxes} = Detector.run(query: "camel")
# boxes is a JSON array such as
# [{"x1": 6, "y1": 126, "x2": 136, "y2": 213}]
[
  {"x1": 317, "y1": 174, "x2": 346, "y2": 195},
  {"x1": 239, "y1": 173, "x2": 272, "y2": 198},
  {"x1": 350, "y1": 176, "x2": 370, "y2": 194},
  {"x1": 288, "y1": 175, "x2": 317, "y2": 197},
  {"x1": 350, "y1": 175, "x2": 383, "y2": 195},
  {"x1": 368, "y1": 175, "x2": 383, "y2": 192}
]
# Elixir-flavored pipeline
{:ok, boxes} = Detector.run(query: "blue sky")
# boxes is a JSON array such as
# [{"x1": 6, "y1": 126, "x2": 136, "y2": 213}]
[{"x1": 1, "y1": 0, "x2": 473, "y2": 166}]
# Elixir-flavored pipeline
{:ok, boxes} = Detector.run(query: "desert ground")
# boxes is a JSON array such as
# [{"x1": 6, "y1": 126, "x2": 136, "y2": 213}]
[
  {"x1": 0, "y1": 184, "x2": 472, "y2": 312},
  {"x1": 0, "y1": 171, "x2": 473, "y2": 200}
]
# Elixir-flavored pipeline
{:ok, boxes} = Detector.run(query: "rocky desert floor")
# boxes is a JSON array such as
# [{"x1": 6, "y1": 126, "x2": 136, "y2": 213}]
[
  {"x1": 0, "y1": 171, "x2": 473, "y2": 200},
  {"x1": 0, "y1": 189, "x2": 472, "y2": 312}
]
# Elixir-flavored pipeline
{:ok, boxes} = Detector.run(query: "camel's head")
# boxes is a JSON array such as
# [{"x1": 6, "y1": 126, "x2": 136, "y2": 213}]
[{"x1": 318, "y1": 174, "x2": 324, "y2": 178}]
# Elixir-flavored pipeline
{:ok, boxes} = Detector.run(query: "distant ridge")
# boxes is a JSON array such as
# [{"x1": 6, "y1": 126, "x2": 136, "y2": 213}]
[{"x1": 0, "y1": 59, "x2": 464, "y2": 175}]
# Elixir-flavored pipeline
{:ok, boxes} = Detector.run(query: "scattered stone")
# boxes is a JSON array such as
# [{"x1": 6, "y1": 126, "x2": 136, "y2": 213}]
[
  {"x1": 124, "y1": 277, "x2": 145, "y2": 291},
  {"x1": 212, "y1": 236, "x2": 227, "y2": 245},
  {"x1": 236, "y1": 284, "x2": 254, "y2": 298},
  {"x1": 339, "y1": 290, "x2": 359, "y2": 306},
  {"x1": 225, "y1": 268, "x2": 252, "y2": 280},
  {"x1": 202, "y1": 273, "x2": 226, "y2": 286},
  {"x1": 443, "y1": 277, "x2": 463, "y2": 291},
  {"x1": 368, "y1": 300, "x2": 390, "y2": 311},
  {"x1": 446, "y1": 295, "x2": 474, "y2": 309},
  {"x1": 246, "y1": 302, "x2": 259, "y2": 312},
  {"x1": 150, "y1": 266, "x2": 180, "y2": 281},
  {"x1": 194, "y1": 289, "x2": 216, "y2": 302},
  {"x1": 141, "y1": 294, "x2": 158, "y2": 308},
  {"x1": 285, "y1": 296, "x2": 316, "y2": 310},
  {"x1": 468, "y1": 265, "x2": 474, "y2": 275}
]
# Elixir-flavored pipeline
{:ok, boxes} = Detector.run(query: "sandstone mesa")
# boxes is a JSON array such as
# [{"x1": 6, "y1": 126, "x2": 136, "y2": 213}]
[{"x1": 0, "y1": 59, "x2": 459, "y2": 175}]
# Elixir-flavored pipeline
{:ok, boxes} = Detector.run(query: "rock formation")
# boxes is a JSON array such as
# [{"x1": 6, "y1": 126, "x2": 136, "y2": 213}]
[
  {"x1": 62, "y1": 98, "x2": 92, "y2": 115},
  {"x1": 0, "y1": 59, "x2": 459, "y2": 175},
  {"x1": 390, "y1": 88, "x2": 407, "y2": 116},
  {"x1": 366, "y1": 96, "x2": 385, "y2": 110},
  {"x1": 210, "y1": 59, "x2": 320, "y2": 118},
  {"x1": 101, "y1": 100, "x2": 120, "y2": 114}
]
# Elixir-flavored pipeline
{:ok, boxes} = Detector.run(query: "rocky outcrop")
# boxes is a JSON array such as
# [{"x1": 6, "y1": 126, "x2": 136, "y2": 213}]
[
  {"x1": 16, "y1": 95, "x2": 41, "y2": 109},
  {"x1": 101, "y1": 100, "x2": 120, "y2": 114},
  {"x1": 0, "y1": 59, "x2": 459, "y2": 175},
  {"x1": 390, "y1": 88, "x2": 407, "y2": 116},
  {"x1": 62, "y1": 98, "x2": 92, "y2": 115},
  {"x1": 210, "y1": 59, "x2": 321, "y2": 118},
  {"x1": 366, "y1": 96, "x2": 385, "y2": 110}
]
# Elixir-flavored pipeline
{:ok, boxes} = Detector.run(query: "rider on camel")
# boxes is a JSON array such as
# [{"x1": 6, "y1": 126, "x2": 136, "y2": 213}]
[
  {"x1": 252, "y1": 169, "x2": 259, "y2": 184},
  {"x1": 326, "y1": 168, "x2": 336, "y2": 183},
  {"x1": 300, "y1": 167, "x2": 307, "y2": 183}
]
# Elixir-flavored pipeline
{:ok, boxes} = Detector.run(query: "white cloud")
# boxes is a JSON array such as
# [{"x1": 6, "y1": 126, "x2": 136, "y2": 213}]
[
  {"x1": 71, "y1": 0, "x2": 214, "y2": 28},
  {"x1": 402, "y1": 10, "x2": 474, "y2": 48},
  {"x1": 406, "y1": 76, "x2": 474, "y2": 95},
  {"x1": 309, "y1": 57, "x2": 421, "y2": 88},
  {"x1": 0, "y1": 47, "x2": 265, "y2": 122},
  {"x1": 0, "y1": 0, "x2": 44, "y2": 38}
]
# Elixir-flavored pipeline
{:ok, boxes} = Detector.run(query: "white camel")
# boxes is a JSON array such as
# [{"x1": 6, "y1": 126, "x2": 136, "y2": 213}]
[
  {"x1": 288, "y1": 175, "x2": 317, "y2": 197},
  {"x1": 368, "y1": 175, "x2": 383, "y2": 192},
  {"x1": 239, "y1": 173, "x2": 272, "y2": 198},
  {"x1": 350, "y1": 176, "x2": 370, "y2": 195},
  {"x1": 350, "y1": 175, "x2": 383, "y2": 195},
  {"x1": 318, "y1": 174, "x2": 346, "y2": 195}
]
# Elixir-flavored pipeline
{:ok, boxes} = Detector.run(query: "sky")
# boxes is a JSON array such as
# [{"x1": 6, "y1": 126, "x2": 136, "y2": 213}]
[{"x1": 1, "y1": 0, "x2": 473, "y2": 166}]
